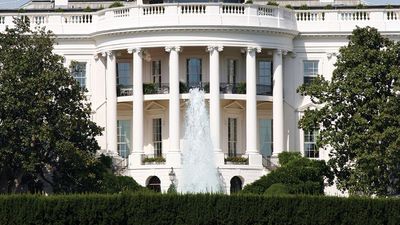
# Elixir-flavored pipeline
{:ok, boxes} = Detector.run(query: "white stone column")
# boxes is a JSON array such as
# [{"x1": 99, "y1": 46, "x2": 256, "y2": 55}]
[
  {"x1": 272, "y1": 49, "x2": 286, "y2": 157},
  {"x1": 207, "y1": 45, "x2": 224, "y2": 165},
  {"x1": 128, "y1": 48, "x2": 144, "y2": 167},
  {"x1": 245, "y1": 47, "x2": 262, "y2": 166},
  {"x1": 165, "y1": 46, "x2": 181, "y2": 166},
  {"x1": 105, "y1": 51, "x2": 118, "y2": 156}
]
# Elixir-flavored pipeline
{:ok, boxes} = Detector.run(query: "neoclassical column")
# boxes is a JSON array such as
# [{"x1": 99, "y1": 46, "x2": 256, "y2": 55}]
[
  {"x1": 207, "y1": 45, "x2": 224, "y2": 165},
  {"x1": 128, "y1": 48, "x2": 144, "y2": 166},
  {"x1": 245, "y1": 47, "x2": 262, "y2": 166},
  {"x1": 105, "y1": 51, "x2": 118, "y2": 156},
  {"x1": 165, "y1": 46, "x2": 181, "y2": 166},
  {"x1": 272, "y1": 49, "x2": 286, "y2": 156}
]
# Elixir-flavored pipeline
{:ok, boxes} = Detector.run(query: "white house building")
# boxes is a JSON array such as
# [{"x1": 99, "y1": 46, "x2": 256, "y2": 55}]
[{"x1": 1, "y1": 0, "x2": 398, "y2": 194}]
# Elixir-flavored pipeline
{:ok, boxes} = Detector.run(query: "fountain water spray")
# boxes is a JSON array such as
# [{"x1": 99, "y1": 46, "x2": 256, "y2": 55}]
[{"x1": 180, "y1": 88, "x2": 222, "y2": 193}]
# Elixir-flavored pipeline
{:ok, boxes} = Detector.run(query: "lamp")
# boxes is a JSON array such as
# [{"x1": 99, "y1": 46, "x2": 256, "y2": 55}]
[{"x1": 168, "y1": 167, "x2": 175, "y2": 183}]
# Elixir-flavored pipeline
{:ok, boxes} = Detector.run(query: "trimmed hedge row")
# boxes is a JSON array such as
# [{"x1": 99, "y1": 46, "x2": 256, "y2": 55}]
[{"x1": 0, "y1": 194, "x2": 399, "y2": 225}]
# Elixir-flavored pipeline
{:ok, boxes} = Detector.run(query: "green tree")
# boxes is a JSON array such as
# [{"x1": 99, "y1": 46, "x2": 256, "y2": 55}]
[
  {"x1": 0, "y1": 19, "x2": 103, "y2": 193},
  {"x1": 298, "y1": 27, "x2": 400, "y2": 196}
]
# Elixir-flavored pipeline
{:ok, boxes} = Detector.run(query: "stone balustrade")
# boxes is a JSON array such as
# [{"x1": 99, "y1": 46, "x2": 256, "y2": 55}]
[
  {"x1": 295, "y1": 9, "x2": 400, "y2": 33},
  {"x1": 0, "y1": 4, "x2": 295, "y2": 35}
]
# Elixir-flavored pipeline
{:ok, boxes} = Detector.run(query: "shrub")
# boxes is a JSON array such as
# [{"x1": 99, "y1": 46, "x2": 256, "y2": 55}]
[
  {"x1": 267, "y1": 1, "x2": 279, "y2": 6},
  {"x1": 143, "y1": 83, "x2": 157, "y2": 94},
  {"x1": 225, "y1": 156, "x2": 248, "y2": 164},
  {"x1": 0, "y1": 194, "x2": 399, "y2": 225},
  {"x1": 179, "y1": 81, "x2": 188, "y2": 93},
  {"x1": 83, "y1": 6, "x2": 92, "y2": 12},
  {"x1": 245, "y1": 0, "x2": 253, "y2": 4},
  {"x1": 99, "y1": 174, "x2": 144, "y2": 193},
  {"x1": 143, "y1": 156, "x2": 166, "y2": 163},
  {"x1": 109, "y1": 1, "x2": 124, "y2": 8},
  {"x1": 264, "y1": 183, "x2": 290, "y2": 196},
  {"x1": 285, "y1": 4, "x2": 293, "y2": 9},
  {"x1": 241, "y1": 152, "x2": 334, "y2": 195},
  {"x1": 278, "y1": 151, "x2": 301, "y2": 166},
  {"x1": 299, "y1": 4, "x2": 309, "y2": 10},
  {"x1": 236, "y1": 81, "x2": 246, "y2": 94},
  {"x1": 324, "y1": 4, "x2": 333, "y2": 9}
]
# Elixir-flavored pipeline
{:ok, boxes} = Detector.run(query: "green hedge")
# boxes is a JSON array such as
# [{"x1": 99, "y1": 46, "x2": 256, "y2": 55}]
[{"x1": 0, "y1": 194, "x2": 399, "y2": 225}]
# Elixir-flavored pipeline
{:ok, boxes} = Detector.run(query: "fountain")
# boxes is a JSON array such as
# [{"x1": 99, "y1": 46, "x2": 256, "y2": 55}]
[{"x1": 179, "y1": 88, "x2": 222, "y2": 193}]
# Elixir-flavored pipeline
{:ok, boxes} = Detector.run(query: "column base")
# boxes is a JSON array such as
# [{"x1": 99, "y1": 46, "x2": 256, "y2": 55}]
[
  {"x1": 214, "y1": 151, "x2": 225, "y2": 166},
  {"x1": 167, "y1": 152, "x2": 182, "y2": 167},
  {"x1": 128, "y1": 153, "x2": 144, "y2": 168},
  {"x1": 247, "y1": 152, "x2": 262, "y2": 166}
]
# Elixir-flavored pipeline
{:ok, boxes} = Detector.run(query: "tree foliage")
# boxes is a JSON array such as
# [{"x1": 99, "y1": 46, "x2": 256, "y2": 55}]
[
  {"x1": 0, "y1": 19, "x2": 105, "y2": 193},
  {"x1": 298, "y1": 27, "x2": 400, "y2": 196},
  {"x1": 241, "y1": 152, "x2": 333, "y2": 195}
]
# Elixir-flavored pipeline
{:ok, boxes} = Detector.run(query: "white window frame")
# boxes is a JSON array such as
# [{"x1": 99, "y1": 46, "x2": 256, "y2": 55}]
[
  {"x1": 303, "y1": 60, "x2": 320, "y2": 84},
  {"x1": 303, "y1": 128, "x2": 319, "y2": 158}
]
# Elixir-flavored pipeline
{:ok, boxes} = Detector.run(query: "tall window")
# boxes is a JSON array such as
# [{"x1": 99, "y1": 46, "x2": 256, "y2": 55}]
[
  {"x1": 304, "y1": 128, "x2": 319, "y2": 158},
  {"x1": 228, "y1": 118, "x2": 237, "y2": 157},
  {"x1": 117, "y1": 120, "x2": 131, "y2": 158},
  {"x1": 257, "y1": 60, "x2": 272, "y2": 95},
  {"x1": 303, "y1": 60, "x2": 319, "y2": 84},
  {"x1": 117, "y1": 63, "x2": 131, "y2": 86},
  {"x1": 152, "y1": 60, "x2": 161, "y2": 86},
  {"x1": 259, "y1": 119, "x2": 273, "y2": 157},
  {"x1": 187, "y1": 58, "x2": 202, "y2": 87},
  {"x1": 153, "y1": 118, "x2": 162, "y2": 157},
  {"x1": 71, "y1": 62, "x2": 86, "y2": 88},
  {"x1": 227, "y1": 59, "x2": 237, "y2": 84}
]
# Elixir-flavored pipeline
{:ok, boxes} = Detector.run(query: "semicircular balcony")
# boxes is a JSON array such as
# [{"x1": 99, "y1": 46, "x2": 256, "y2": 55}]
[{"x1": 0, "y1": 3, "x2": 297, "y2": 36}]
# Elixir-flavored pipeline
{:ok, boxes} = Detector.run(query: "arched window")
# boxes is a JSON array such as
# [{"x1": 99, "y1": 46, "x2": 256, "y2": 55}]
[
  {"x1": 146, "y1": 176, "x2": 161, "y2": 193},
  {"x1": 230, "y1": 176, "x2": 243, "y2": 194}
]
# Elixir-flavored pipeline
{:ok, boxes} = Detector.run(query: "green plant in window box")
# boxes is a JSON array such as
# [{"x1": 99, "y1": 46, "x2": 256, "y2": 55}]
[
  {"x1": 236, "y1": 81, "x2": 246, "y2": 94},
  {"x1": 285, "y1": 4, "x2": 293, "y2": 9},
  {"x1": 143, "y1": 83, "x2": 157, "y2": 94},
  {"x1": 267, "y1": 1, "x2": 279, "y2": 6},
  {"x1": 83, "y1": 6, "x2": 92, "y2": 12},
  {"x1": 203, "y1": 83, "x2": 210, "y2": 93},
  {"x1": 109, "y1": 1, "x2": 124, "y2": 8},
  {"x1": 299, "y1": 4, "x2": 309, "y2": 10},
  {"x1": 179, "y1": 81, "x2": 188, "y2": 93},
  {"x1": 225, "y1": 156, "x2": 248, "y2": 164},
  {"x1": 143, "y1": 156, "x2": 166, "y2": 164},
  {"x1": 323, "y1": 4, "x2": 333, "y2": 10}
]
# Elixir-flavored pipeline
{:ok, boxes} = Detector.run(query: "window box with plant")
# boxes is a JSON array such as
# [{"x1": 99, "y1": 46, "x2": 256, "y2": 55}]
[
  {"x1": 143, "y1": 156, "x2": 166, "y2": 165},
  {"x1": 225, "y1": 156, "x2": 248, "y2": 165}
]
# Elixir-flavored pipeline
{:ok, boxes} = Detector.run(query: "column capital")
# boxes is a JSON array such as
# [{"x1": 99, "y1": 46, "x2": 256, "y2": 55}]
[
  {"x1": 93, "y1": 53, "x2": 99, "y2": 60},
  {"x1": 241, "y1": 46, "x2": 261, "y2": 54},
  {"x1": 275, "y1": 49, "x2": 288, "y2": 56},
  {"x1": 206, "y1": 45, "x2": 223, "y2": 52},
  {"x1": 290, "y1": 51, "x2": 297, "y2": 58},
  {"x1": 127, "y1": 48, "x2": 142, "y2": 54},
  {"x1": 165, "y1": 46, "x2": 181, "y2": 53}
]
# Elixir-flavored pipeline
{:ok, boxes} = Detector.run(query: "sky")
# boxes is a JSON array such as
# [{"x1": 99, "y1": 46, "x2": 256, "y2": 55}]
[{"x1": 1, "y1": 0, "x2": 400, "y2": 9}]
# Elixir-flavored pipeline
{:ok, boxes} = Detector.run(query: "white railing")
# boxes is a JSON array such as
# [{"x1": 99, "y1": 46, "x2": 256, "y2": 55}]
[
  {"x1": 143, "y1": 5, "x2": 165, "y2": 15},
  {"x1": 222, "y1": 5, "x2": 244, "y2": 14},
  {"x1": 295, "y1": 9, "x2": 400, "y2": 33},
  {"x1": 113, "y1": 8, "x2": 130, "y2": 17},
  {"x1": 340, "y1": 11, "x2": 369, "y2": 20},
  {"x1": 296, "y1": 11, "x2": 325, "y2": 21},
  {"x1": 29, "y1": 15, "x2": 48, "y2": 25},
  {"x1": 180, "y1": 4, "x2": 206, "y2": 14},
  {"x1": 386, "y1": 10, "x2": 399, "y2": 20},
  {"x1": 63, "y1": 14, "x2": 93, "y2": 24},
  {"x1": 258, "y1": 6, "x2": 274, "y2": 16},
  {"x1": 0, "y1": 4, "x2": 295, "y2": 34}
]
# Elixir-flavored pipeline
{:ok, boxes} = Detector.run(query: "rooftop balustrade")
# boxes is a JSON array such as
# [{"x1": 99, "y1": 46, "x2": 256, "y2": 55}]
[
  {"x1": 0, "y1": 3, "x2": 295, "y2": 35},
  {"x1": 295, "y1": 9, "x2": 400, "y2": 33},
  {"x1": 0, "y1": 6, "x2": 398, "y2": 35}
]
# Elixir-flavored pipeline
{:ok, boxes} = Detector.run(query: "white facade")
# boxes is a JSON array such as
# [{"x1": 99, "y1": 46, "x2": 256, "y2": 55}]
[{"x1": 1, "y1": 2, "x2": 399, "y2": 194}]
